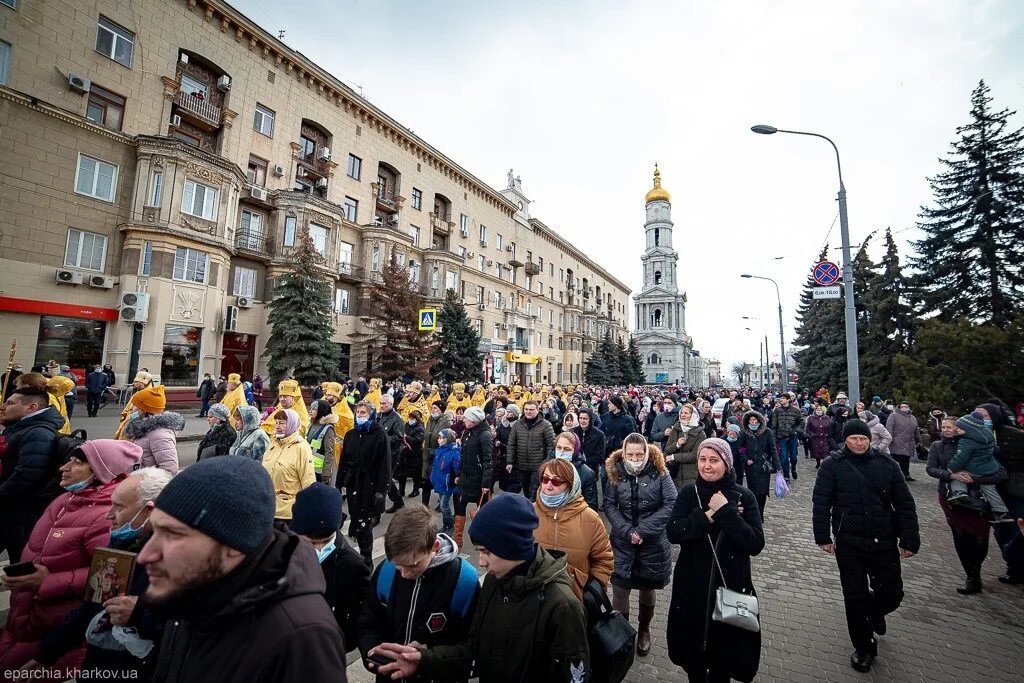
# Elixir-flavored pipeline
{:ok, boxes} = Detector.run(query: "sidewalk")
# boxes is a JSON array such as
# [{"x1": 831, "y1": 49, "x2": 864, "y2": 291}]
[{"x1": 65, "y1": 406, "x2": 210, "y2": 443}]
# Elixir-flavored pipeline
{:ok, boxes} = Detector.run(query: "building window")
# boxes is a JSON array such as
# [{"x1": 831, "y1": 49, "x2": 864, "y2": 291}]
[
  {"x1": 408, "y1": 259, "x2": 420, "y2": 286},
  {"x1": 238, "y1": 210, "x2": 263, "y2": 249},
  {"x1": 96, "y1": 16, "x2": 134, "y2": 68},
  {"x1": 395, "y1": 251, "x2": 406, "y2": 267},
  {"x1": 180, "y1": 73, "x2": 208, "y2": 100},
  {"x1": 334, "y1": 288, "x2": 350, "y2": 314},
  {"x1": 493, "y1": 323, "x2": 500, "y2": 339},
  {"x1": 149, "y1": 172, "x2": 162, "y2": 207},
  {"x1": 35, "y1": 316, "x2": 106, "y2": 373},
  {"x1": 173, "y1": 247, "x2": 208, "y2": 284},
  {"x1": 85, "y1": 85, "x2": 125, "y2": 131},
  {"x1": 283, "y1": 215, "x2": 296, "y2": 247},
  {"x1": 162, "y1": 325, "x2": 201, "y2": 387},
  {"x1": 172, "y1": 129, "x2": 201, "y2": 147},
  {"x1": 495, "y1": 262, "x2": 502, "y2": 280},
  {"x1": 346, "y1": 154, "x2": 361, "y2": 180},
  {"x1": 181, "y1": 180, "x2": 218, "y2": 220},
  {"x1": 409, "y1": 225, "x2": 420, "y2": 247},
  {"x1": 309, "y1": 223, "x2": 329, "y2": 257},
  {"x1": 371, "y1": 244, "x2": 381, "y2": 272},
  {"x1": 538, "y1": 256, "x2": 544, "y2": 269},
  {"x1": 64, "y1": 228, "x2": 107, "y2": 271},
  {"x1": 460, "y1": 214, "x2": 469, "y2": 236},
  {"x1": 298, "y1": 135, "x2": 316, "y2": 161},
  {"x1": 0, "y1": 1, "x2": 14, "y2": 10},
  {"x1": 651, "y1": 308, "x2": 663, "y2": 327},
  {"x1": 140, "y1": 240, "x2": 152, "y2": 276},
  {"x1": 458, "y1": 246, "x2": 466, "y2": 258},
  {"x1": 496, "y1": 234, "x2": 503, "y2": 251},
  {"x1": 411, "y1": 188, "x2": 422, "y2": 210},
  {"x1": 233, "y1": 266, "x2": 256, "y2": 297},
  {"x1": 478, "y1": 255, "x2": 485, "y2": 271},
  {"x1": 74, "y1": 154, "x2": 117, "y2": 202},
  {"x1": 339, "y1": 241, "x2": 353, "y2": 267},
  {"x1": 475, "y1": 319, "x2": 483, "y2": 336},
  {"x1": 477, "y1": 285, "x2": 485, "y2": 304},
  {"x1": 343, "y1": 197, "x2": 358, "y2": 223},
  {"x1": 0, "y1": 40, "x2": 8, "y2": 86},
  {"x1": 253, "y1": 104, "x2": 275, "y2": 137},
  {"x1": 247, "y1": 155, "x2": 268, "y2": 186},
  {"x1": 445, "y1": 270, "x2": 458, "y2": 292}
]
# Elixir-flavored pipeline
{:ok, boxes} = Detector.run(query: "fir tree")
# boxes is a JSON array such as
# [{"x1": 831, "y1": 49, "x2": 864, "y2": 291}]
[
  {"x1": 598, "y1": 330, "x2": 622, "y2": 385},
  {"x1": 625, "y1": 335, "x2": 646, "y2": 384},
  {"x1": 910, "y1": 80, "x2": 1024, "y2": 327},
  {"x1": 611, "y1": 335, "x2": 629, "y2": 385},
  {"x1": 793, "y1": 247, "x2": 847, "y2": 390},
  {"x1": 351, "y1": 253, "x2": 439, "y2": 379},
  {"x1": 861, "y1": 228, "x2": 914, "y2": 396},
  {"x1": 584, "y1": 349, "x2": 611, "y2": 385},
  {"x1": 433, "y1": 289, "x2": 484, "y2": 382},
  {"x1": 263, "y1": 234, "x2": 339, "y2": 386}
]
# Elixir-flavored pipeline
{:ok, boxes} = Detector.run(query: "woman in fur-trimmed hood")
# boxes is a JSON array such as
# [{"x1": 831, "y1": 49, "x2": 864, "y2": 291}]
[{"x1": 123, "y1": 410, "x2": 184, "y2": 475}]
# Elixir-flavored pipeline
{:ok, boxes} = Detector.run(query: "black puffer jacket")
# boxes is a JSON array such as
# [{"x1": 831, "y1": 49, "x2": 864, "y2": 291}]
[
  {"x1": 603, "y1": 445, "x2": 677, "y2": 589},
  {"x1": 196, "y1": 421, "x2": 237, "y2": 460},
  {"x1": 507, "y1": 416, "x2": 554, "y2": 473},
  {"x1": 770, "y1": 404, "x2": 805, "y2": 439},
  {"x1": 458, "y1": 421, "x2": 493, "y2": 502},
  {"x1": 0, "y1": 407, "x2": 65, "y2": 509},
  {"x1": 150, "y1": 531, "x2": 347, "y2": 682},
  {"x1": 341, "y1": 420, "x2": 392, "y2": 519},
  {"x1": 812, "y1": 446, "x2": 920, "y2": 553},
  {"x1": 736, "y1": 411, "x2": 780, "y2": 496},
  {"x1": 572, "y1": 410, "x2": 606, "y2": 473}
]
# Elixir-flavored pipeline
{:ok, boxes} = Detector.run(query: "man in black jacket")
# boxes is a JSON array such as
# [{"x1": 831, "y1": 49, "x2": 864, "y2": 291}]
[
  {"x1": 196, "y1": 373, "x2": 215, "y2": 417},
  {"x1": 342, "y1": 401, "x2": 393, "y2": 563},
  {"x1": 138, "y1": 456, "x2": 347, "y2": 682},
  {"x1": 378, "y1": 393, "x2": 407, "y2": 514},
  {"x1": 812, "y1": 419, "x2": 920, "y2": 674},
  {"x1": 0, "y1": 387, "x2": 65, "y2": 561}
]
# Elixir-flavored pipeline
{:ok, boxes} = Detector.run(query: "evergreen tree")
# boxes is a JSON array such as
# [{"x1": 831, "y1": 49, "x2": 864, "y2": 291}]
[
  {"x1": 584, "y1": 349, "x2": 611, "y2": 385},
  {"x1": 433, "y1": 289, "x2": 484, "y2": 382},
  {"x1": 793, "y1": 247, "x2": 847, "y2": 390},
  {"x1": 598, "y1": 330, "x2": 623, "y2": 385},
  {"x1": 351, "y1": 253, "x2": 439, "y2": 379},
  {"x1": 910, "y1": 80, "x2": 1024, "y2": 327},
  {"x1": 611, "y1": 335, "x2": 629, "y2": 385},
  {"x1": 625, "y1": 335, "x2": 646, "y2": 385},
  {"x1": 861, "y1": 228, "x2": 914, "y2": 396},
  {"x1": 263, "y1": 234, "x2": 339, "y2": 386}
]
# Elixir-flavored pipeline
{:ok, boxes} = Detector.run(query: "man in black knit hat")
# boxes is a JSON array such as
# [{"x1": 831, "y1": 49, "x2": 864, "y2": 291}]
[
  {"x1": 138, "y1": 457, "x2": 347, "y2": 682},
  {"x1": 812, "y1": 418, "x2": 920, "y2": 674}
]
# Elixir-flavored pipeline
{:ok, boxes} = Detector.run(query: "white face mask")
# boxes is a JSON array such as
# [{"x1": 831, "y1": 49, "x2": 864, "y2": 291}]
[{"x1": 624, "y1": 458, "x2": 648, "y2": 475}]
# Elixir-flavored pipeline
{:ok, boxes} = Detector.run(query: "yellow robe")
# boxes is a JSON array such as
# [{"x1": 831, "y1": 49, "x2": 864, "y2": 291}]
[
  {"x1": 46, "y1": 376, "x2": 74, "y2": 435},
  {"x1": 470, "y1": 387, "x2": 486, "y2": 408},
  {"x1": 221, "y1": 385, "x2": 247, "y2": 417},
  {"x1": 261, "y1": 400, "x2": 311, "y2": 437},
  {"x1": 446, "y1": 393, "x2": 472, "y2": 412},
  {"x1": 426, "y1": 389, "x2": 441, "y2": 406},
  {"x1": 364, "y1": 387, "x2": 382, "y2": 412},
  {"x1": 398, "y1": 394, "x2": 429, "y2": 422},
  {"x1": 332, "y1": 399, "x2": 354, "y2": 465}
]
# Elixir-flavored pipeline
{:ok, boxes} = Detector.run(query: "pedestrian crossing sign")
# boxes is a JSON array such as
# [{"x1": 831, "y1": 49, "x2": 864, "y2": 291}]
[{"x1": 418, "y1": 308, "x2": 437, "y2": 331}]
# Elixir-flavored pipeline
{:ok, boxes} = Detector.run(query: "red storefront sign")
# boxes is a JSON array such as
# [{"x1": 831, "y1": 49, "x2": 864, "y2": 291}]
[{"x1": 0, "y1": 296, "x2": 119, "y2": 321}]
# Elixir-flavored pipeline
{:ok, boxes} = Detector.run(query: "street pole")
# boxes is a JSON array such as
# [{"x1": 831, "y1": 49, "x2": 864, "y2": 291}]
[
  {"x1": 740, "y1": 275, "x2": 787, "y2": 396},
  {"x1": 751, "y1": 124, "x2": 859, "y2": 405},
  {"x1": 759, "y1": 340, "x2": 764, "y2": 390}
]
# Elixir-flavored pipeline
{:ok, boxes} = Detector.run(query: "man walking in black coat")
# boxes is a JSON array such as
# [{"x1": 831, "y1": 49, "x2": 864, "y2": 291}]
[
  {"x1": 812, "y1": 419, "x2": 920, "y2": 673},
  {"x1": 342, "y1": 401, "x2": 393, "y2": 563},
  {"x1": 196, "y1": 373, "x2": 215, "y2": 417}
]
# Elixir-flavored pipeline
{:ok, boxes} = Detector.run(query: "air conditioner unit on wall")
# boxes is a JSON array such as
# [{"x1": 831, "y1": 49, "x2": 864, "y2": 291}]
[
  {"x1": 89, "y1": 274, "x2": 115, "y2": 289},
  {"x1": 179, "y1": 53, "x2": 189, "y2": 64},
  {"x1": 272, "y1": 164, "x2": 285, "y2": 177},
  {"x1": 55, "y1": 268, "x2": 83, "y2": 285},
  {"x1": 68, "y1": 74, "x2": 90, "y2": 94},
  {"x1": 318, "y1": 147, "x2": 332, "y2": 161},
  {"x1": 236, "y1": 296, "x2": 252, "y2": 309},
  {"x1": 217, "y1": 75, "x2": 232, "y2": 91},
  {"x1": 315, "y1": 178, "x2": 328, "y2": 189},
  {"x1": 250, "y1": 186, "x2": 267, "y2": 201},
  {"x1": 119, "y1": 291, "x2": 150, "y2": 324}
]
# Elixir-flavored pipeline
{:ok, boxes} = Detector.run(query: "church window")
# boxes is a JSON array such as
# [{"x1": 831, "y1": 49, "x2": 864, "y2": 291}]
[
  {"x1": 654, "y1": 228, "x2": 660, "y2": 246},
  {"x1": 654, "y1": 270, "x2": 662, "y2": 285},
  {"x1": 649, "y1": 352, "x2": 661, "y2": 365},
  {"x1": 652, "y1": 308, "x2": 663, "y2": 327}
]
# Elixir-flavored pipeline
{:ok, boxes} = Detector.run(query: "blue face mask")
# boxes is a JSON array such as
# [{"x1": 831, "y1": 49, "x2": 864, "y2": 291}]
[
  {"x1": 110, "y1": 507, "x2": 147, "y2": 542},
  {"x1": 553, "y1": 450, "x2": 574, "y2": 461},
  {"x1": 64, "y1": 479, "x2": 92, "y2": 493},
  {"x1": 726, "y1": 435, "x2": 737, "y2": 442},
  {"x1": 355, "y1": 416, "x2": 369, "y2": 426},
  {"x1": 540, "y1": 491, "x2": 569, "y2": 508},
  {"x1": 317, "y1": 536, "x2": 337, "y2": 564},
  {"x1": 749, "y1": 423, "x2": 760, "y2": 432},
  {"x1": 983, "y1": 419, "x2": 993, "y2": 428}
]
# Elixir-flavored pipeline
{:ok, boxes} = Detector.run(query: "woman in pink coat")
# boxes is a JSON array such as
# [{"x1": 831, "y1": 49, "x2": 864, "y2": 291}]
[{"x1": 0, "y1": 439, "x2": 141, "y2": 673}]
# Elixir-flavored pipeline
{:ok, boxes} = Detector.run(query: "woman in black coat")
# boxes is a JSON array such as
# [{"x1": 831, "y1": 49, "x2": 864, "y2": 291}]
[
  {"x1": 666, "y1": 438, "x2": 764, "y2": 683},
  {"x1": 398, "y1": 409, "x2": 426, "y2": 497},
  {"x1": 452, "y1": 406, "x2": 493, "y2": 548},
  {"x1": 340, "y1": 401, "x2": 392, "y2": 563},
  {"x1": 603, "y1": 433, "x2": 677, "y2": 656},
  {"x1": 736, "y1": 411, "x2": 780, "y2": 519},
  {"x1": 196, "y1": 403, "x2": 237, "y2": 459}
]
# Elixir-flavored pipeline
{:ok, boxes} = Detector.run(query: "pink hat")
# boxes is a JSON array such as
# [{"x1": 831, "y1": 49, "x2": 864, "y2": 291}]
[
  {"x1": 699, "y1": 438, "x2": 734, "y2": 471},
  {"x1": 77, "y1": 439, "x2": 142, "y2": 483}
]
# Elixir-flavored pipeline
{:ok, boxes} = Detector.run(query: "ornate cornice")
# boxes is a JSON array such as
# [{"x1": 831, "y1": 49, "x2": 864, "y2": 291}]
[{"x1": 0, "y1": 85, "x2": 133, "y2": 144}]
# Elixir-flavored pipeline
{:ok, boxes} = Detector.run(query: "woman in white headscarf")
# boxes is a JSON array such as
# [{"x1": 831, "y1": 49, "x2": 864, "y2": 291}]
[{"x1": 262, "y1": 408, "x2": 315, "y2": 526}]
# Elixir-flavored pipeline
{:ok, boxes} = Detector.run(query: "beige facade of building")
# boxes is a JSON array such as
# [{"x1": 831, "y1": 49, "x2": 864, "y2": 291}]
[{"x1": 0, "y1": 0, "x2": 628, "y2": 392}]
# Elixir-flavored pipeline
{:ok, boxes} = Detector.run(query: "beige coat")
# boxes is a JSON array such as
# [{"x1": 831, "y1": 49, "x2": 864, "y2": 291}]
[{"x1": 262, "y1": 432, "x2": 316, "y2": 520}]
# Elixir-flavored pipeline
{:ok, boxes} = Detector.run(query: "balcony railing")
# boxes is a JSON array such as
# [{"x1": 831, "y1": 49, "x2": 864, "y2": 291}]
[
  {"x1": 174, "y1": 90, "x2": 221, "y2": 128},
  {"x1": 337, "y1": 261, "x2": 365, "y2": 281},
  {"x1": 525, "y1": 260, "x2": 541, "y2": 276},
  {"x1": 430, "y1": 213, "x2": 453, "y2": 235},
  {"x1": 235, "y1": 226, "x2": 269, "y2": 254},
  {"x1": 376, "y1": 190, "x2": 399, "y2": 214}
]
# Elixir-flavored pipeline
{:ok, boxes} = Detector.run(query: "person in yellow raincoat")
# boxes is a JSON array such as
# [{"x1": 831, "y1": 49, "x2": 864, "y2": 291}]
[
  {"x1": 113, "y1": 371, "x2": 155, "y2": 439},
  {"x1": 364, "y1": 378, "x2": 382, "y2": 412},
  {"x1": 470, "y1": 384, "x2": 486, "y2": 408},
  {"x1": 320, "y1": 381, "x2": 353, "y2": 467},
  {"x1": 397, "y1": 381, "x2": 429, "y2": 421},
  {"x1": 220, "y1": 372, "x2": 247, "y2": 417},
  {"x1": 426, "y1": 384, "x2": 442, "y2": 406},
  {"x1": 261, "y1": 379, "x2": 310, "y2": 436},
  {"x1": 446, "y1": 382, "x2": 472, "y2": 412}
]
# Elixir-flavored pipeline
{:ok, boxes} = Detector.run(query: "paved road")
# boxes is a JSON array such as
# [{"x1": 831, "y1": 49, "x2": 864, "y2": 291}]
[{"x1": 4, "y1": 432, "x2": 1023, "y2": 681}]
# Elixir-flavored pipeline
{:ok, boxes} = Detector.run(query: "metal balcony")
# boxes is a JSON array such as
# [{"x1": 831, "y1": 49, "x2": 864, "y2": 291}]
[
  {"x1": 430, "y1": 214, "x2": 453, "y2": 236},
  {"x1": 337, "y1": 261, "x2": 365, "y2": 282},
  {"x1": 174, "y1": 90, "x2": 221, "y2": 130},
  {"x1": 235, "y1": 226, "x2": 268, "y2": 255},
  {"x1": 376, "y1": 190, "x2": 399, "y2": 214},
  {"x1": 524, "y1": 260, "x2": 541, "y2": 276}
]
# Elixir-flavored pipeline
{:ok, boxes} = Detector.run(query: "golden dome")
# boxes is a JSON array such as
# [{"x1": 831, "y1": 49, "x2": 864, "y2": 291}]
[{"x1": 645, "y1": 164, "x2": 671, "y2": 204}]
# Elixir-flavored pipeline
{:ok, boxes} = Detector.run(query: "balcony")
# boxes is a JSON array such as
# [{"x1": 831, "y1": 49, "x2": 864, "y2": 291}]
[
  {"x1": 525, "y1": 260, "x2": 541, "y2": 276},
  {"x1": 174, "y1": 90, "x2": 221, "y2": 130},
  {"x1": 235, "y1": 225, "x2": 269, "y2": 255},
  {"x1": 430, "y1": 213, "x2": 453, "y2": 236},
  {"x1": 376, "y1": 189, "x2": 400, "y2": 215},
  {"x1": 508, "y1": 254, "x2": 524, "y2": 268},
  {"x1": 337, "y1": 261, "x2": 365, "y2": 283}
]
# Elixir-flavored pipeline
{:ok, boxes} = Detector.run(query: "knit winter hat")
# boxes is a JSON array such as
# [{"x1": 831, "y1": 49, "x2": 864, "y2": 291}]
[
  {"x1": 842, "y1": 419, "x2": 872, "y2": 440},
  {"x1": 726, "y1": 423, "x2": 741, "y2": 435},
  {"x1": 208, "y1": 403, "x2": 231, "y2": 422},
  {"x1": 700, "y1": 438, "x2": 733, "y2": 470},
  {"x1": 155, "y1": 456, "x2": 275, "y2": 553},
  {"x1": 464, "y1": 406, "x2": 486, "y2": 424},
  {"x1": 468, "y1": 493, "x2": 538, "y2": 562},
  {"x1": 76, "y1": 439, "x2": 142, "y2": 484},
  {"x1": 609, "y1": 395, "x2": 626, "y2": 412},
  {"x1": 955, "y1": 411, "x2": 986, "y2": 433},
  {"x1": 131, "y1": 385, "x2": 166, "y2": 414},
  {"x1": 289, "y1": 483, "x2": 343, "y2": 537},
  {"x1": 438, "y1": 428, "x2": 457, "y2": 444}
]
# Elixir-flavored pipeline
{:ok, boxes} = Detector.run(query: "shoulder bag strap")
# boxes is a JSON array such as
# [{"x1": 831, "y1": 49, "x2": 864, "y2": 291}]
[{"x1": 694, "y1": 483, "x2": 730, "y2": 591}]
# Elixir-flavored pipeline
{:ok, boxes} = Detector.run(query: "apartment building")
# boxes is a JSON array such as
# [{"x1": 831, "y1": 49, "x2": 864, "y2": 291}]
[{"x1": 0, "y1": 0, "x2": 629, "y2": 391}]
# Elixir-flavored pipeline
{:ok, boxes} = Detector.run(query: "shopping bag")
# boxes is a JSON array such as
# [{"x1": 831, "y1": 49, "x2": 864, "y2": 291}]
[{"x1": 774, "y1": 471, "x2": 789, "y2": 498}]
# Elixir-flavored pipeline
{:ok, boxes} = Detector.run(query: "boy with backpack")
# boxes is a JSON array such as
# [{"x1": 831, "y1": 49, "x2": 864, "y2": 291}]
[
  {"x1": 358, "y1": 504, "x2": 479, "y2": 683},
  {"x1": 430, "y1": 428, "x2": 461, "y2": 535}
]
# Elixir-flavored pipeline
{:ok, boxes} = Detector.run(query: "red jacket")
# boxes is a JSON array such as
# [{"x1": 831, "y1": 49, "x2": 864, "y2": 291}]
[{"x1": 4, "y1": 481, "x2": 116, "y2": 642}]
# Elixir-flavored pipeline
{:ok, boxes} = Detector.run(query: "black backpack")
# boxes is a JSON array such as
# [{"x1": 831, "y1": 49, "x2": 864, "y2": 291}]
[{"x1": 583, "y1": 578, "x2": 636, "y2": 683}]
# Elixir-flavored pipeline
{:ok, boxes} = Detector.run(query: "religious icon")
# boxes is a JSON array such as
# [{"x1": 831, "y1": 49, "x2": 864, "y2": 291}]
[{"x1": 85, "y1": 548, "x2": 136, "y2": 604}]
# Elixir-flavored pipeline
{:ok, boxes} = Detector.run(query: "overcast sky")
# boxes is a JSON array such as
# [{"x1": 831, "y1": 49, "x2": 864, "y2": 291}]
[{"x1": 230, "y1": 0, "x2": 1024, "y2": 378}]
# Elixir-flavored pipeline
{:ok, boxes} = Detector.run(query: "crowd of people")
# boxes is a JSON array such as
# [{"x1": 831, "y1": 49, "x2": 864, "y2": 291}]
[{"x1": 0, "y1": 370, "x2": 1022, "y2": 682}]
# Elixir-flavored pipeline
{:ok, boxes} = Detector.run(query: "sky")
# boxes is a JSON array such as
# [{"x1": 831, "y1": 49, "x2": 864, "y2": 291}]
[{"x1": 230, "y1": 0, "x2": 1024, "y2": 378}]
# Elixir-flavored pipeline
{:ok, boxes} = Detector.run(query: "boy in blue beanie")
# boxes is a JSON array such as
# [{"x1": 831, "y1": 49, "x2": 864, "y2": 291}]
[
  {"x1": 948, "y1": 412, "x2": 1012, "y2": 523},
  {"x1": 371, "y1": 493, "x2": 589, "y2": 683}
]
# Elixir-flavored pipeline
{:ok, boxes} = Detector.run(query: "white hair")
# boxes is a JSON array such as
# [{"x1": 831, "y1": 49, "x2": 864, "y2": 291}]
[{"x1": 128, "y1": 467, "x2": 173, "y2": 505}]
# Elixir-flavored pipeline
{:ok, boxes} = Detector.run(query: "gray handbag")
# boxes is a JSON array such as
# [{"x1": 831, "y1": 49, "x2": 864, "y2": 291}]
[{"x1": 695, "y1": 485, "x2": 761, "y2": 633}]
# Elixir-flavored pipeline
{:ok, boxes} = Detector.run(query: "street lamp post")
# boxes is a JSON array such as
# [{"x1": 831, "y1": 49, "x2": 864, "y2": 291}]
[
  {"x1": 741, "y1": 275, "x2": 787, "y2": 394},
  {"x1": 751, "y1": 124, "x2": 860, "y2": 405},
  {"x1": 742, "y1": 316, "x2": 770, "y2": 391},
  {"x1": 744, "y1": 327, "x2": 764, "y2": 389}
]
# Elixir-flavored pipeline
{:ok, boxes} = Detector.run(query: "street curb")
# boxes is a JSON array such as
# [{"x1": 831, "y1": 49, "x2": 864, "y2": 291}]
[{"x1": 178, "y1": 434, "x2": 203, "y2": 443}]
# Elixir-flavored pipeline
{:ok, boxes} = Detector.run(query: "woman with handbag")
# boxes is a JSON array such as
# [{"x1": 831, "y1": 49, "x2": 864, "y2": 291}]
[
  {"x1": 666, "y1": 438, "x2": 764, "y2": 683},
  {"x1": 736, "y1": 411, "x2": 780, "y2": 519},
  {"x1": 603, "y1": 433, "x2": 677, "y2": 657}
]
